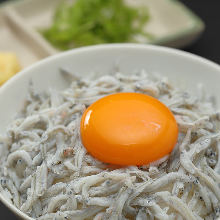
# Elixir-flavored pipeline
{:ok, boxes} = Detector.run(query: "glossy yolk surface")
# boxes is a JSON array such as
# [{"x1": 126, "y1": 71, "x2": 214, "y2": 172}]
[{"x1": 80, "y1": 93, "x2": 178, "y2": 165}]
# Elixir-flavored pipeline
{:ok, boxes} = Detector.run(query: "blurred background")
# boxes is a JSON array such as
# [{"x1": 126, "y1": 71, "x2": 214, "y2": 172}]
[
  {"x1": 181, "y1": 0, "x2": 220, "y2": 64},
  {"x1": 0, "y1": 0, "x2": 220, "y2": 218}
]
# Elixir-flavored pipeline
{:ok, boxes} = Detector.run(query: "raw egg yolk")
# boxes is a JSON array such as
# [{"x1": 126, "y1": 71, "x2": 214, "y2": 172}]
[{"x1": 80, "y1": 93, "x2": 178, "y2": 165}]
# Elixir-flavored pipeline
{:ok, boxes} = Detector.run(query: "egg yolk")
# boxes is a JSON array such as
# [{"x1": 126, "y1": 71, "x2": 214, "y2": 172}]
[{"x1": 80, "y1": 93, "x2": 178, "y2": 165}]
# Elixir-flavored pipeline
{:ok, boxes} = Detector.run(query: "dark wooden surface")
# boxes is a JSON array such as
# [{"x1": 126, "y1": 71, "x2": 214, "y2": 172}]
[{"x1": 0, "y1": 0, "x2": 220, "y2": 219}]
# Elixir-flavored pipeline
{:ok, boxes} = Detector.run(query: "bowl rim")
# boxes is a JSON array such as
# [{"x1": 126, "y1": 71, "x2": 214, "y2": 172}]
[{"x1": 1, "y1": 43, "x2": 220, "y2": 219}]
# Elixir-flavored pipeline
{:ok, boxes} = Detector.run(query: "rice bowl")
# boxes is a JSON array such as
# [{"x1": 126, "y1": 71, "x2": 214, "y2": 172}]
[{"x1": 0, "y1": 44, "x2": 220, "y2": 219}]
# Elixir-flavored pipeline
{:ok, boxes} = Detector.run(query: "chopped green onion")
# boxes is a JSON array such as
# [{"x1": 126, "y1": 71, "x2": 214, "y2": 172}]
[{"x1": 41, "y1": 0, "x2": 150, "y2": 50}]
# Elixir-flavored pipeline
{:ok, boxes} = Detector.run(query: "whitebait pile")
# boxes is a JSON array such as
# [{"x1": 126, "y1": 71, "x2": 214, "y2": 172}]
[{"x1": 0, "y1": 69, "x2": 220, "y2": 220}]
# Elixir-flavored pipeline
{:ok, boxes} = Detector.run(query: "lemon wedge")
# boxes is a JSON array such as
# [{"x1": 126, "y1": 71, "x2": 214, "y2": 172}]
[{"x1": 0, "y1": 52, "x2": 21, "y2": 86}]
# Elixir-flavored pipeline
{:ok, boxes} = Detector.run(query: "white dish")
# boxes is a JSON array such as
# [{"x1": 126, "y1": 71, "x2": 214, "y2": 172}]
[
  {"x1": 0, "y1": 0, "x2": 204, "y2": 67},
  {"x1": 0, "y1": 44, "x2": 220, "y2": 219},
  {"x1": 0, "y1": 11, "x2": 48, "y2": 68}
]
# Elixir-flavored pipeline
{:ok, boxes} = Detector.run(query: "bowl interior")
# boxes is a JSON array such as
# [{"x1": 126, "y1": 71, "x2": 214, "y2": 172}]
[{"x1": 0, "y1": 44, "x2": 220, "y2": 219}]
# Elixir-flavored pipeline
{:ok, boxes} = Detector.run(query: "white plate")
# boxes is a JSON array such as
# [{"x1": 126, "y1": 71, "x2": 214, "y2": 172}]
[{"x1": 0, "y1": 0, "x2": 205, "y2": 67}]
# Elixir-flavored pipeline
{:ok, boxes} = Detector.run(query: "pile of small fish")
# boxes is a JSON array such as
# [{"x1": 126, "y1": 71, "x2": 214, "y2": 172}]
[{"x1": 0, "y1": 69, "x2": 220, "y2": 220}]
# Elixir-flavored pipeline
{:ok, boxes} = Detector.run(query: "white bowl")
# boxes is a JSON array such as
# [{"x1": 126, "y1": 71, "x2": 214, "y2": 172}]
[{"x1": 0, "y1": 44, "x2": 220, "y2": 219}]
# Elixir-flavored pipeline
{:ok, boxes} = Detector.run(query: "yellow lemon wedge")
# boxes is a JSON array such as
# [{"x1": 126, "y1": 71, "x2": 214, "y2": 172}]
[{"x1": 0, "y1": 52, "x2": 21, "y2": 86}]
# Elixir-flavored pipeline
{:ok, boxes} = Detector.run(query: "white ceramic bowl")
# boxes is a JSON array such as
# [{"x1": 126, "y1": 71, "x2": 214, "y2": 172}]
[{"x1": 0, "y1": 44, "x2": 220, "y2": 219}]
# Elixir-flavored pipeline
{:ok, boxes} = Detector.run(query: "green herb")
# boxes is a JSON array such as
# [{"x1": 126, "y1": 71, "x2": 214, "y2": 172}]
[{"x1": 41, "y1": 0, "x2": 151, "y2": 50}]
